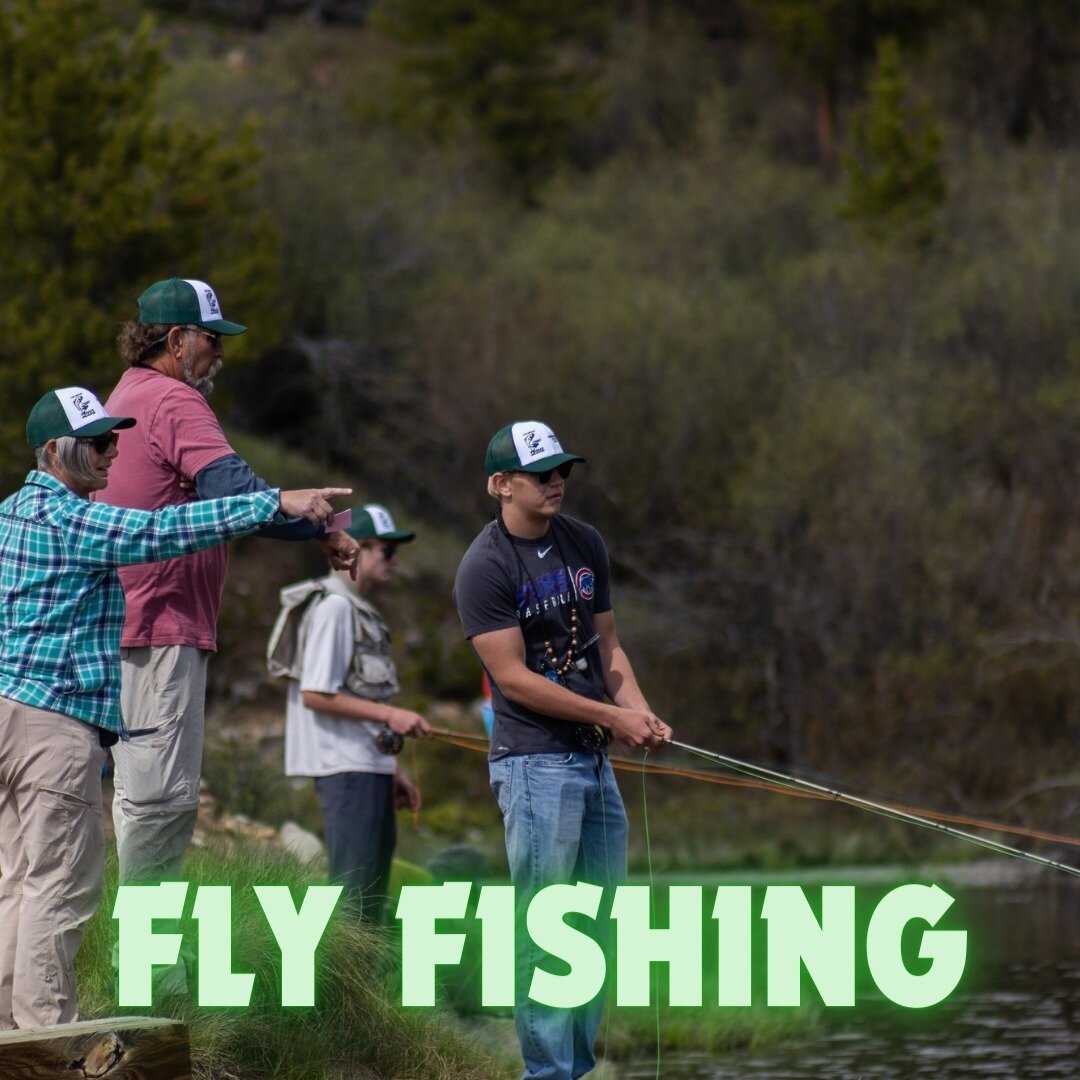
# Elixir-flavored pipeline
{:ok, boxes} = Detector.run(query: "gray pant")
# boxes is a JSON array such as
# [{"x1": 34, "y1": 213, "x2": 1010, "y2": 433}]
[
  {"x1": 111, "y1": 645, "x2": 208, "y2": 885},
  {"x1": 314, "y1": 771, "x2": 396, "y2": 924},
  {"x1": 0, "y1": 698, "x2": 106, "y2": 1029}
]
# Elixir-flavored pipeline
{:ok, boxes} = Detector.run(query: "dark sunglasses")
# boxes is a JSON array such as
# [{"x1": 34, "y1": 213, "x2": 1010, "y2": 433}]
[
  {"x1": 81, "y1": 431, "x2": 119, "y2": 453},
  {"x1": 520, "y1": 462, "x2": 574, "y2": 484},
  {"x1": 379, "y1": 541, "x2": 401, "y2": 560}
]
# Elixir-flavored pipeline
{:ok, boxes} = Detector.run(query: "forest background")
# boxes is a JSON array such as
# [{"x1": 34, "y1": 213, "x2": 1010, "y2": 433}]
[{"x1": 1, "y1": 0, "x2": 1077, "y2": 870}]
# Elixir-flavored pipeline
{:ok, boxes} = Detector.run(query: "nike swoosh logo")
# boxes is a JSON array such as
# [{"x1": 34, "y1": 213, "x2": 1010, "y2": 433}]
[{"x1": 537, "y1": 546, "x2": 553, "y2": 558}]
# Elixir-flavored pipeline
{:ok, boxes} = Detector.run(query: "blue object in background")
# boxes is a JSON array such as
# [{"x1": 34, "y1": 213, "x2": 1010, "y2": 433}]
[{"x1": 480, "y1": 672, "x2": 494, "y2": 737}]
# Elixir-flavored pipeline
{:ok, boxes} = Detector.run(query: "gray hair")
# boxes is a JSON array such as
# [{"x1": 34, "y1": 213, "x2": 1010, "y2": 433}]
[{"x1": 35, "y1": 436, "x2": 99, "y2": 491}]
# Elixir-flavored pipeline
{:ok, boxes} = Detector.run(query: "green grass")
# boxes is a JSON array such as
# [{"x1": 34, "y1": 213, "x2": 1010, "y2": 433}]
[
  {"x1": 77, "y1": 843, "x2": 516, "y2": 1080},
  {"x1": 75, "y1": 837, "x2": 822, "y2": 1077},
  {"x1": 599, "y1": 998, "x2": 819, "y2": 1060}
]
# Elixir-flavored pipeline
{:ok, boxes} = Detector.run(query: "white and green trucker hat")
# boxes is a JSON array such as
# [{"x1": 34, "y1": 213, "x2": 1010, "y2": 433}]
[
  {"x1": 137, "y1": 277, "x2": 246, "y2": 334},
  {"x1": 26, "y1": 386, "x2": 136, "y2": 447},
  {"x1": 485, "y1": 421, "x2": 586, "y2": 475},
  {"x1": 345, "y1": 504, "x2": 416, "y2": 543}
]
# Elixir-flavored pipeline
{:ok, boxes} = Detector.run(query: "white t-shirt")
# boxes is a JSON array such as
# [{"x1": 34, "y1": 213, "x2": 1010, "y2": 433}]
[{"x1": 284, "y1": 589, "x2": 397, "y2": 777}]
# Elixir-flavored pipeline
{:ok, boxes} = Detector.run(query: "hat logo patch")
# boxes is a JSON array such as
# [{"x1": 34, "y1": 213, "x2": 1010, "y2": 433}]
[
  {"x1": 71, "y1": 393, "x2": 96, "y2": 420},
  {"x1": 184, "y1": 279, "x2": 224, "y2": 323},
  {"x1": 367, "y1": 505, "x2": 396, "y2": 535},
  {"x1": 510, "y1": 420, "x2": 564, "y2": 466},
  {"x1": 57, "y1": 387, "x2": 106, "y2": 431}
]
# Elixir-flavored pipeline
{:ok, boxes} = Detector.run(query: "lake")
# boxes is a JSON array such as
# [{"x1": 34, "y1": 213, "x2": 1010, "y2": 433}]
[{"x1": 621, "y1": 864, "x2": 1079, "y2": 1079}]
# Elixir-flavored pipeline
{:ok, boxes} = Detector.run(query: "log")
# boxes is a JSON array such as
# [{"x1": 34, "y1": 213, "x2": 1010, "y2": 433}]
[{"x1": 0, "y1": 1016, "x2": 189, "y2": 1079}]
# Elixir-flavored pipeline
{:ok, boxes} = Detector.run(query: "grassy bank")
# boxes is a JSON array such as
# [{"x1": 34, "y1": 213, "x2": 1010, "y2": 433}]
[
  {"x1": 76, "y1": 835, "x2": 823, "y2": 1077},
  {"x1": 599, "y1": 999, "x2": 818, "y2": 1063},
  {"x1": 77, "y1": 844, "x2": 515, "y2": 1080}
]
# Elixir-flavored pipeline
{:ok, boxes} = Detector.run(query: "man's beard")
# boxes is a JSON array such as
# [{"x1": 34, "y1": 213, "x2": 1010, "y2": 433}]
[{"x1": 182, "y1": 356, "x2": 223, "y2": 397}]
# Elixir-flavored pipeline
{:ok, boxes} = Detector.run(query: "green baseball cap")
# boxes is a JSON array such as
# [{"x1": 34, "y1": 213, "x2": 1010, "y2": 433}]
[
  {"x1": 346, "y1": 504, "x2": 416, "y2": 543},
  {"x1": 485, "y1": 421, "x2": 586, "y2": 475},
  {"x1": 137, "y1": 277, "x2": 247, "y2": 334},
  {"x1": 26, "y1": 387, "x2": 136, "y2": 447}
]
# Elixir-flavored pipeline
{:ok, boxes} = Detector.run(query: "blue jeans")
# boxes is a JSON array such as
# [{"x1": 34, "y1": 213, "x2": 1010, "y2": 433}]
[{"x1": 489, "y1": 751, "x2": 628, "y2": 1080}]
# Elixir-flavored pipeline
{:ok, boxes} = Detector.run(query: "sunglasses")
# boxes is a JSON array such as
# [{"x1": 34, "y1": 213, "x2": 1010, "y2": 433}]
[
  {"x1": 379, "y1": 541, "x2": 401, "y2": 560},
  {"x1": 138, "y1": 325, "x2": 222, "y2": 360},
  {"x1": 185, "y1": 326, "x2": 222, "y2": 348},
  {"x1": 519, "y1": 462, "x2": 574, "y2": 484},
  {"x1": 81, "y1": 431, "x2": 119, "y2": 453}
]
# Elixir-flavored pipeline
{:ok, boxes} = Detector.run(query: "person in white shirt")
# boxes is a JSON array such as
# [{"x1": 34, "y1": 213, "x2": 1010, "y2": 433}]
[{"x1": 280, "y1": 504, "x2": 431, "y2": 923}]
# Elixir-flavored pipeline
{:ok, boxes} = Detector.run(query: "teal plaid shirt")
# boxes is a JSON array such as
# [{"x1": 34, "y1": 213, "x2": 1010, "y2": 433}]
[{"x1": 0, "y1": 471, "x2": 282, "y2": 733}]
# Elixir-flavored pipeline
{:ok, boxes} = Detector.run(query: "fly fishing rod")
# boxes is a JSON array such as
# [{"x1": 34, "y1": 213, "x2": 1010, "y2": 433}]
[{"x1": 666, "y1": 739, "x2": 1080, "y2": 879}]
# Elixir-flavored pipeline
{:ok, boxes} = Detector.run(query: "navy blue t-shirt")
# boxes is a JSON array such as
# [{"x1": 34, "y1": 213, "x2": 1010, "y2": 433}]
[{"x1": 453, "y1": 514, "x2": 612, "y2": 759}]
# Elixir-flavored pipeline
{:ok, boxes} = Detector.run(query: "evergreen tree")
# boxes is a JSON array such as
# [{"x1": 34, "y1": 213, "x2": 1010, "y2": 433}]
[
  {"x1": 744, "y1": 0, "x2": 945, "y2": 170},
  {"x1": 840, "y1": 36, "x2": 945, "y2": 243},
  {"x1": 0, "y1": 0, "x2": 280, "y2": 485},
  {"x1": 374, "y1": 0, "x2": 612, "y2": 202}
]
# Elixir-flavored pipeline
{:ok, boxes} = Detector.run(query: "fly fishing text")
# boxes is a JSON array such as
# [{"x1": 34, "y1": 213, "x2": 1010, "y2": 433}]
[
  {"x1": 110, "y1": 880, "x2": 967, "y2": 1009},
  {"x1": 397, "y1": 881, "x2": 968, "y2": 1009}
]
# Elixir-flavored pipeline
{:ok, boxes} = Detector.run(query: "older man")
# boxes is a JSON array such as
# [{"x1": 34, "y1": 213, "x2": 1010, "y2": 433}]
[{"x1": 100, "y1": 277, "x2": 359, "y2": 896}]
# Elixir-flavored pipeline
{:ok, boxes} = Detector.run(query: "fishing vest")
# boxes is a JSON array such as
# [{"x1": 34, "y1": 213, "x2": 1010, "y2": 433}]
[{"x1": 267, "y1": 576, "x2": 400, "y2": 702}]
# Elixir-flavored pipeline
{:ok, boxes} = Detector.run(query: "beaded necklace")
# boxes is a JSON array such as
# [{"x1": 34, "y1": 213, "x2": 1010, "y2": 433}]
[
  {"x1": 495, "y1": 511, "x2": 610, "y2": 752},
  {"x1": 497, "y1": 511, "x2": 581, "y2": 682}
]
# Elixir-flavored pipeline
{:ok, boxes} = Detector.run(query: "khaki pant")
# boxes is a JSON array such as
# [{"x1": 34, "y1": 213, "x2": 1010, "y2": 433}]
[
  {"x1": 0, "y1": 698, "x2": 106, "y2": 1029},
  {"x1": 111, "y1": 645, "x2": 208, "y2": 886}
]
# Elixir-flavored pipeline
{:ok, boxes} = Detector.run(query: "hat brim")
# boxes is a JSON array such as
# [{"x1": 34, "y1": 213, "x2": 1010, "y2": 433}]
[
  {"x1": 346, "y1": 527, "x2": 417, "y2": 543},
  {"x1": 517, "y1": 452, "x2": 586, "y2": 473},
  {"x1": 200, "y1": 319, "x2": 247, "y2": 335},
  {"x1": 77, "y1": 416, "x2": 137, "y2": 437}
]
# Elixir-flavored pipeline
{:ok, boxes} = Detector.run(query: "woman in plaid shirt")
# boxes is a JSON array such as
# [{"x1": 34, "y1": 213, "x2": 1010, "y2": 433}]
[{"x1": 0, "y1": 386, "x2": 348, "y2": 1030}]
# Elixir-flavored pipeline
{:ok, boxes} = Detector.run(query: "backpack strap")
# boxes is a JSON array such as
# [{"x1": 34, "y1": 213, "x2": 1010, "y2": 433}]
[{"x1": 266, "y1": 578, "x2": 329, "y2": 680}]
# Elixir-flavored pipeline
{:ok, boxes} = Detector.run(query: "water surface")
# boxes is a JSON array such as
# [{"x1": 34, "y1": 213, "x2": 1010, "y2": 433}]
[{"x1": 624, "y1": 870, "x2": 1079, "y2": 1079}]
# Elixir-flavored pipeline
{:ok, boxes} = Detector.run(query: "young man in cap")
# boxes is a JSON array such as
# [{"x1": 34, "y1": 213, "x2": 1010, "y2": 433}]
[
  {"x1": 99, "y1": 278, "x2": 360, "y2": 906},
  {"x1": 276, "y1": 505, "x2": 431, "y2": 923},
  {"x1": 453, "y1": 421, "x2": 672, "y2": 1080},
  {"x1": 0, "y1": 387, "x2": 346, "y2": 1028}
]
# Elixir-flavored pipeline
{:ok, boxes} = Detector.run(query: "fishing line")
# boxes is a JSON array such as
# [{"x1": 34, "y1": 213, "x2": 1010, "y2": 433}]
[
  {"x1": 668, "y1": 739, "x2": 1080, "y2": 879},
  {"x1": 616, "y1": 760, "x2": 1080, "y2": 848},
  {"x1": 409, "y1": 738, "x2": 420, "y2": 828},
  {"x1": 598, "y1": 749, "x2": 614, "y2": 1063},
  {"x1": 640, "y1": 749, "x2": 661, "y2": 1080},
  {"x1": 417, "y1": 724, "x2": 1075, "y2": 1073},
  {"x1": 425, "y1": 727, "x2": 1080, "y2": 850}
]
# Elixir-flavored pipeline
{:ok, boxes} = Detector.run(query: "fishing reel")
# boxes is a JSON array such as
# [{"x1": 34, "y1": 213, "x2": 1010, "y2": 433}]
[
  {"x1": 376, "y1": 728, "x2": 405, "y2": 756},
  {"x1": 574, "y1": 724, "x2": 611, "y2": 753}
]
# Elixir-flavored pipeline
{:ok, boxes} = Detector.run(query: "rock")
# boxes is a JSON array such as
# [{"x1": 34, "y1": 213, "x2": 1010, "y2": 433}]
[{"x1": 280, "y1": 821, "x2": 325, "y2": 865}]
